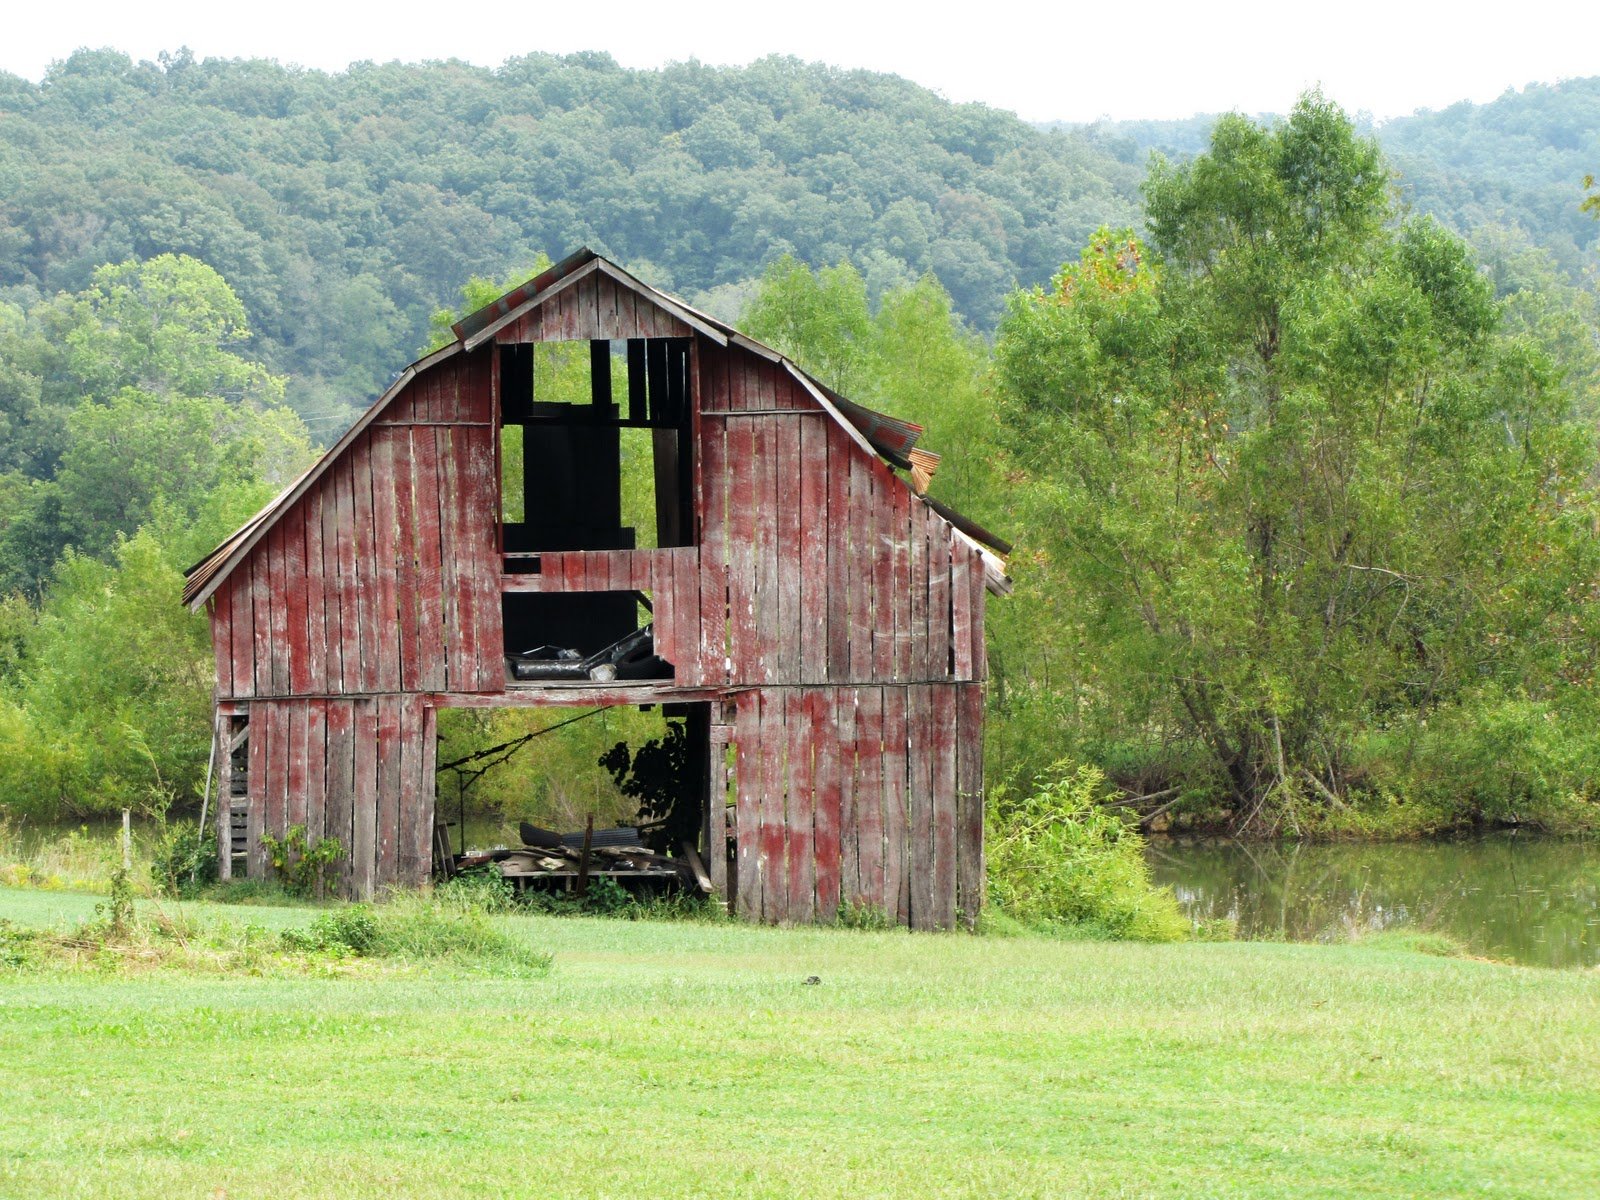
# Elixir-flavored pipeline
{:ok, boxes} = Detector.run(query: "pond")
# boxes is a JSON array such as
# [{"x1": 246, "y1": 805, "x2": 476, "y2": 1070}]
[{"x1": 1145, "y1": 835, "x2": 1600, "y2": 969}]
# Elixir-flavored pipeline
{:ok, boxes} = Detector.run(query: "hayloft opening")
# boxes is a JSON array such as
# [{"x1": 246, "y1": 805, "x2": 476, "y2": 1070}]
[{"x1": 496, "y1": 337, "x2": 695, "y2": 681}]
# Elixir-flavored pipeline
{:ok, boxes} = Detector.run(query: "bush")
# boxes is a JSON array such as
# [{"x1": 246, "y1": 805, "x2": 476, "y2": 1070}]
[
  {"x1": 436, "y1": 870, "x2": 515, "y2": 913},
  {"x1": 986, "y1": 763, "x2": 1188, "y2": 941},
  {"x1": 280, "y1": 905, "x2": 380, "y2": 956},
  {"x1": 150, "y1": 818, "x2": 216, "y2": 897},
  {"x1": 260, "y1": 824, "x2": 344, "y2": 898},
  {"x1": 279, "y1": 890, "x2": 551, "y2": 975}
]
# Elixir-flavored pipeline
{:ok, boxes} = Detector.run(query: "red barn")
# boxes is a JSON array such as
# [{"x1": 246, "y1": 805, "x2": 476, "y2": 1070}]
[{"x1": 184, "y1": 250, "x2": 1007, "y2": 929}]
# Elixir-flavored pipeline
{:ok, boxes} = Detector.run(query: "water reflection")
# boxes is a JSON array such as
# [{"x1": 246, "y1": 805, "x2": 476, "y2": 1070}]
[{"x1": 1144, "y1": 835, "x2": 1600, "y2": 968}]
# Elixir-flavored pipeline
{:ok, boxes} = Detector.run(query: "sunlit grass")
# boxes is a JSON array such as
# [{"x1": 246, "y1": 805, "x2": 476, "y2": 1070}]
[{"x1": 1, "y1": 886, "x2": 1597, "y2": 1198}]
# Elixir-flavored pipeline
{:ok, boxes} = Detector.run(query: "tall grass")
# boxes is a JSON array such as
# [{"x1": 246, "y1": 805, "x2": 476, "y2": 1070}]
[{"x1": 0, "y1": 814, "x2": 139, "y2": 892}]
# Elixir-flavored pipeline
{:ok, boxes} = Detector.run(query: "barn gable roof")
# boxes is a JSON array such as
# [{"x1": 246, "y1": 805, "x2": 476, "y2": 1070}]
[{"x1": 183, "y1": 251, "x2": 1007, "y2": 610}]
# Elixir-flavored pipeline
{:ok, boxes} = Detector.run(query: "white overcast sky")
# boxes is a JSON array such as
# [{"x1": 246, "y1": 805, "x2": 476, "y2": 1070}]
[{"x1": 3, "y1": 0, "x2": 1597, "y2": 124}]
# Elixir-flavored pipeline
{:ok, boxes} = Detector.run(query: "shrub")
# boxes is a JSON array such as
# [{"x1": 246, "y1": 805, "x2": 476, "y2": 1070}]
[
  {"x1": 834, "y1": 899, "x2": 892, "y2": 931},
  {"x1": 281, "y1": 905, "x2": 380, "y2": 956},
  {"x1": 150, "y1": 818, "x2": 216, "y2": 897},
  {"x1": 436, "y1": 870, "x2": 515, "y2": 913},
  {"x1": 260, "y1": 824, "x2": 345, "y2": 898},
  {"x1": 986, "y1": 763, "x2": 1188, "y2": 941},
  {"x1": 279, "y1": 890, "x2": 551, "y2": 975}
]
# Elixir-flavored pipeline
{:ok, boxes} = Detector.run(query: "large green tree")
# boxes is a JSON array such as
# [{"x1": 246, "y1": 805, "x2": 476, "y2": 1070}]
[{"x1": 996, "y1": 95, "x2": 1599, "y2": 832}]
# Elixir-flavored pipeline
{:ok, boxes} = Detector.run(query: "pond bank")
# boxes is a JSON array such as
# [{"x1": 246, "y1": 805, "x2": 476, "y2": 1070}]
[{"x1": 1147, "y1": 832, "x2": 1600, "y2": 968}]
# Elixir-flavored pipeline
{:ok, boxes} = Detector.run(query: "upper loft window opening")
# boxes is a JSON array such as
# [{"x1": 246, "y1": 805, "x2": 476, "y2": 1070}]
[{"x1": 499, "y1": 337, "x2": 695, "y2": 564}]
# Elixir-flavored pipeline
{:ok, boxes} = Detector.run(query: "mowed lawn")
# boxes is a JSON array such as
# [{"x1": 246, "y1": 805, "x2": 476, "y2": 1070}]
[{"x1": 1, "y1": 887, "x2": 1596, "y2": 1199}]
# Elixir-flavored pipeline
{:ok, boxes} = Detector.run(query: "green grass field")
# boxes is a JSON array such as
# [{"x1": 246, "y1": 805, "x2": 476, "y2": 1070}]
[{"x1": 1, "y1": 886, "x2": 1596, "y2": 1199}]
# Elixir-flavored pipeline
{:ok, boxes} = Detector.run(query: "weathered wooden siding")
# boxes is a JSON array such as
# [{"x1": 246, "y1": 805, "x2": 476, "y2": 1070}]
[
  {"x1": 239, "y1": 695, "x2": 436, "y2": 899},
  {"x1": 694, "y1": 342, "x2": 987, "y2": 691},
  {"x1": 503, "y1": 271, "x2": 693, "y2": 343},
  {"x1": 728, "y1": 683, "x2": 984, "y2": 930},
  {"x1": 209, "y1": 352, "x2": 504, "y2": 701},
  {"x1": 204, "y1": 286, "x2": 992, "y2": 919}
]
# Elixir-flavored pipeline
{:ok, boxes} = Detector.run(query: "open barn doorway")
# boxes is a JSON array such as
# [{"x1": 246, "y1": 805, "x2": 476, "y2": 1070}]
[{"x1": 429, "y1": 700, "x2": 726, "y2": 906}]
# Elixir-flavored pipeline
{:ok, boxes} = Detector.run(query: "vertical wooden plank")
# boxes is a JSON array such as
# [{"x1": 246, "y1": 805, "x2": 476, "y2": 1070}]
[
  {"x1": 748, "y1": 416, "x2": 774, "y2": 681},
  {"x1": 811, "y1": 689, "x2": 841, "y2": 922},
  {"x1": 727, "y1": 420, "x2": 758, "y2": 682},
  {"x1": 785, "y1": 688, "x2": 817, "y2": 924},
  {"x1": 418, "y1": 702, "x2": 437, "y2": 881},
  {"x1": 909, "y1": 497, "x2": 928, "y2": 682},
  {"x1": 317, "y1": 476, "x2": 343, "y2": 694},
  {"x1": 386, "y1": 429, "x2": 422, "y2": 691},
  {"x1": 216, "y1": 715, "x2": 233, "y2": 881},
  {"x1": 396, "y1": 697, "x2": 423, "y2": 884},
  {"x1": 349, "y1": 434, "x2": 382, "y2": 693},
  {"x1": 246, "y1": 703, "x2": 269, "y2": 879},
  {"x1": 699, "y1": 412, "x2": 727, "y2": 566},
  {"x1": 798, "y1": 416, "x2": 828, "y2": 685},
  {"x1": 466, "y1": 426, "x2": 504, "y2": 691},
  {"x1": 229, "y1": 575, "x2": 254, "y2": 700},
  {"x1": 446, "y1": 425, "x2": 477, "y2": 680},
  {"x1": 881, "y1": 684, "x2": 909, "y2": 926},
  {"x1": 907, "y1": 684, "x2": 934, "y2": 930},
  {"x1": 854, "y1": 686, "x2": 884, "y2": 912},
  {"x1": 931, "y1": 683, "x2": 959, "y2": 930},
  {"x1": 892, "y1": 483, "x2": 912, "y2": 681},
  {"x1": 955, "y1": 681, "x2": 985, "y2": 929},
  {"x1": 332, "y1": 462, "x2": 359, "y2": 695},
  {"x1": 871, "y1": 468, "x2": 895, "y2": 683},
  {"x1": 697, "y1": 416, "x2": 728, "y2": 685},
  {"x1": 926, "y1": 510, "x2": 950, "y2": 679},
  {"x1": 972, "y1": 556, "x2": 989, "y2": 681},
  {"x1": 261, "y1": 704, "x2": 286, "y2": 876},
  {"x1": 250, "y1": 553, "x2": 271, "y2": 696},
  {"x1": 836, "y1": 688, "x2": 858, "y2": 908},
  {"x1": 303, "y1": 488, "x2": 327, "y2": 694},
  {"x1": 267, "y1": 524, "x2": 290, "y2": 695},
  {"x1": 413, "y1": 427, "x2": 447, "y2": 692},
  {"x1": 376, "y1": 696, "x2": 402, "y2": 887},
  {"x1": 462, "y1": 348, "x2": 493, "y2": 424},
  {"x1": 847, "y1": 451, "x2": 873, "y2": 683},
  {"x1": 733, "y1": 693, "x2": 761, "y2": 921},
  {"x1": 440, "y1": 426, "x2": 476, "y2": 691},
  {"x1": 952, "y1": 537, "x2": 974, "y2": 681},
  {"x1": 707, "y1": 723, "x2": 731, "y2": 903},
  {"x1": 432, "y1": 427, "x2": 460, "y2": 692},
  {"x1": 758, "y1": 689, "x2": 788, "y2": 922},
  {"x1": 352, "y1": 699, "x2": 378, "y2": 899},
  {"x1": 304, "y1": 699, "x2": 327, "y2": 852},
  {"x1": 209, "y1": 589, "x2": 233, "y2": 700},
  {"x1": 776, "y1": 415, "x2": 803, "y2": 684},
  {"x1": 325, "y1": 700, "x2": 355, "y2": 896},
  {"x1": 283, "y1": 511, "x2": 311, "y2": 696},
  {"x1": 825, "y1": 428, "x2": 851, "y2": 683},
  {"x1": 286, "y1": 701, "x2": 308, "y2": 836},
  {"x1": 673, "y1": 546, "x2": 700, "y2": 685},
  {"x1": 369, "y1": 431, "x2": 403, "y2": 692}
]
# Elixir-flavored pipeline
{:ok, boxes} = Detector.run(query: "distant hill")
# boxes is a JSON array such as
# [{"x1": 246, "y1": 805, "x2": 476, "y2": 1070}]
[
  {"x1": 2, "y1": 51, "x2": 1595, "y2": 431},
  {"x1": 0, "y1": 49, "x2": 1142, "y2": 424},
  {"x1": 1065, "y1": 78, "x2": 1600, "y2": 288}
]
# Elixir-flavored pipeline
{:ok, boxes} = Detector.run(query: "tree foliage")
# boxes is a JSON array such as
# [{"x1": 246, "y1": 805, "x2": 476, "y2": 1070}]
[{"x1": 995, "y1": 95, "x2": 1600, "y2": 832}]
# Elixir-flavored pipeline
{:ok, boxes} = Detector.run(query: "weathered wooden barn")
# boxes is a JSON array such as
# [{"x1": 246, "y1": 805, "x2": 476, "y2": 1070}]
[{"x1": 183, "y1": 250, "x2": 1008, "y2": 929}]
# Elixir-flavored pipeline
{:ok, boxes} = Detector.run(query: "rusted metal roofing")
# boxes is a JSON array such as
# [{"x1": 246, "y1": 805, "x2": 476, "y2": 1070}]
[{"x1": 183, "y1": 251, "x2": 1007, "y2": 610}]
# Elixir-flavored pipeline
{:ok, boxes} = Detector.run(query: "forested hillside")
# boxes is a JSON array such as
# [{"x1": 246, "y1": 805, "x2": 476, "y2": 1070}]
[
  {"x1": 0, "y1": 48, "x2": 1142, "y2": 427},
  {"x1": 2, "y1": 50, "x2": 1598, "y2": 840},
  {"x1": 1077, "y1": 77, "x2": 1600, "y2": 288}
]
